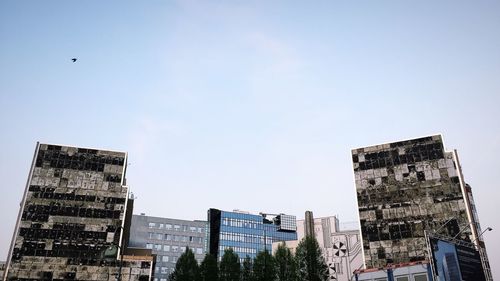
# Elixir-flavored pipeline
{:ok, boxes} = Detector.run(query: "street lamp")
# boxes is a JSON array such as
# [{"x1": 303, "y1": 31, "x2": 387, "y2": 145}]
[{"x1": 472, "y1": 227, "x2": 493, "y2": 244}]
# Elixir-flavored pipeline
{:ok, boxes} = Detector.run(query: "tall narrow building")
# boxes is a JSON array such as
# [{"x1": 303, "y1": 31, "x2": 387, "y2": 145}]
[
  {"x1": 352, "y1": 135, "x2": 491, "y2": 280},
  {"x1": 3, "y1": 143, "x2": 153, "y2": 281}
]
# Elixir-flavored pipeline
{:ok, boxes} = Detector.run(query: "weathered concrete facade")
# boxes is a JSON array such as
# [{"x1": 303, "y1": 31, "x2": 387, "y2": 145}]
[
  {"x1": 352, "y1": 135, "x2": 487, "y2": 270},
  {"x1": 3, "y1": 143, "x2": 152, "y2": 281}
]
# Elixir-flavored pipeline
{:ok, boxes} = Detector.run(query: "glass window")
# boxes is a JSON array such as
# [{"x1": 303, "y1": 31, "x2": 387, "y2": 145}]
[
  {"x1": 174, "y1": 225, "x2": 180, "y2": 231},
  {"x1": 148, "y1": 222, "x2": 156, "y2": 228},
  {"x1": 414, "y1": 274, "x2": 428, "y2": 281},
  {"x1": 395, "y1": 277, "x2": 409, "y2": 281},
  {"x1": 148, "y1": 232, "x2": 154, "y2": 239},
  {"x1": 196, "y1": 248, "x2": 203, "y2": 255},
  {"x1": 172, "y1": 256, "x2": 177, "y2": 263},
  {"x1": 161, "y1": 267, "x2": 169, "y2": 274},
  {"x1": 156, "y1": 233, "x2": 163, "y2": 240},
  {"x1": 174, "y1": 235, "x2": 179, "y2": 241},
  {"x1": 182, "y1": 236, "x2": 187, "y2": 242},
  {"x1": 172, "y1": 246, "x2": 179, "y2": 252},
  {"x1": 198, "y1": 227, "x2": 203, "y2": 233},
  {"x1": 155, "y1": 244, "x2": 162, "y2": 250},
  {"x1": 190, "y1": 226, "x2": 196, "y2": 232},
  {"x1": 146, "y1": 243, "x2": 153, "y2": 249},
  {"x1": 165, "y1": 234, "x2": 172, "y2": 240},
  {"x1": 162, "y1": 256, "x2": 169, "y2": 262},
  {"x1": 163, "y1": 245, "x2": 170, "y2": 251},
  {"x1": 182, "y1": 225, "x2": 188, "y2": 231},
  {"x1": 165, "y1": 224, "x2": 172, "y2": 230}
]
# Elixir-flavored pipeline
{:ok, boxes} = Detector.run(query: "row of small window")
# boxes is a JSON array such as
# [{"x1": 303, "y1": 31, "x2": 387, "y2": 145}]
[
  {"x1": 219, "y1": 245, "x2": 257, "y2": 255},
  {"x1": 156, "y1": 266, "x2": 175, "y2": 274},
  {"x1": 148, "y1": 222, "x2": 204, "y2": 233},
  {"x1": 373, "y1": 274, "x2": 427, "y2": 281},
  {"x1": 148, "y1": 232, "x2": 204, "y2": 243},
  {"x1": 146, "y1": 243, "x2": 204, "y2": 255},
  {"x1": 222, "y1": 218, "x2": 260, "y2": 229},
  {"x1": 220, "y1": 232, "x2": 271, "y2": 244}
]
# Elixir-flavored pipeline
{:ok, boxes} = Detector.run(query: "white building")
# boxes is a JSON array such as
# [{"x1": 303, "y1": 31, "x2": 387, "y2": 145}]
[{"x1": 273, "y1": 214, "x2": 363, "y2": 281}]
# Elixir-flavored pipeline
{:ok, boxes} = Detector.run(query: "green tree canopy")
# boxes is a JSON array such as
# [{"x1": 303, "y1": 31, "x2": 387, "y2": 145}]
[
  {"x1": 169, "y1": 247, "x2": 200, "y2": 281},
  {"x1": 295, "y1": 236, "x2": 329, "y2": 281},
  {"x1": 252, "y1": 250, "x2": 276, "y2": 281},
  {"x1": 274, "y1": 242, "x2": 297, "y2": 281},
  {"x1": 241, "y1": 256, "x2": 253, "y2": 281},
  {"x1": 200, "y1": 254, "x2": 219, "y2": 281},
  {"x1": 219, "y1": 248, "x2": 240, "y2": 281}
]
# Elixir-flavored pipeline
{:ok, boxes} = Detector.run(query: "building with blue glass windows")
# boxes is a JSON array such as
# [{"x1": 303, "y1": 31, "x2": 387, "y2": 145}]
[{"x1": 207, "y1": 208, "x2": 297, "y2": 261}]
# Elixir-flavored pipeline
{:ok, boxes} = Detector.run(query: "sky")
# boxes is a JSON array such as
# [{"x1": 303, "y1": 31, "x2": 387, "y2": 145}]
[{"x1": 1, "y1": 0, "x2": 499, "y2": 278}]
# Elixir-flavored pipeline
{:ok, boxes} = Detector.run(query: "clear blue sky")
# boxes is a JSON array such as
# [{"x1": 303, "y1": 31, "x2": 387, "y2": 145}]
[{"x1": 1, "y1": 0, "x2": 499, "y2": 278}]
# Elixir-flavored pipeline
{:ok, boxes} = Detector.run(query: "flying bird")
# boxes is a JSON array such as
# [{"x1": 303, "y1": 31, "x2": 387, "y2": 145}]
[{"x1": 71, "y1": 58, "x2": 77, "y2": 62}]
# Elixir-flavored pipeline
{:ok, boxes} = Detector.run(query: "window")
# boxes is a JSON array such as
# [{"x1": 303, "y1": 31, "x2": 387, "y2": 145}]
[
  {"x1": 174, "y1": 225, "x2": 180, "y2": 231},
  {"x1": 182, "y1": 225, "x2": 188, "y2": 231},
  {"x1": 165, "y1": 224, "x2": 172, "y2": 230},
  {"x1": 148, "y1": 232, "x2": 154, "y2": 239},
  {"x1": 155, "y1": 244, "x2": 162, "y2": 250},
  {"x1": 414, "y1": 274, "x2": 428, "y2": 281},
  {"x1": 146, "y1": 243, "x2": 153, "y2": 249},
  {"x1": 172, "y1": 246, "x2": 179, "y2": 252},
  {"x1": 156, "y1": 233, "x2": 163, "y2": 240},
  {"x1": 182, "y1": 236, "x2": 187, "y2": 242},
  {"x1": 172, "y1": 256, "x2": 177, "y2": 263},
  {"x1": 395, "y1": 277, "x2": 409, "y2": 281},
  {"x1": 163, "y1": 245, "x2": 170, "y2": 251},
  {"x1": 174, "y1": 235, "x2": 179, "y2": 241},
  {"x1": 180, "y1": 246, "x2": 186, "y2": 253},
  {"x1": 159, "y1": 223, "x2": 164, "y2": 229},
  {"x1": 190, "y1": 226, "x2": 196, "y2": 232},
  {"x1": 162, "y1": 256, "x2": 169, "y2": 262},
  {"x1": 148, "y1": 222, "x2": 156, "y2": 228},
  {"x1": 161, "y1": 267, "x2": 169, "y2": 274},
  {"x1": 196, "y1": 248, "x2": 203, "y2": 255},
  {"x1": 198, "y1": 227, "x2": 203, "y2": 233},
  {"x1": 165, "y1": 234, "x2": 172, "y2": 240}
]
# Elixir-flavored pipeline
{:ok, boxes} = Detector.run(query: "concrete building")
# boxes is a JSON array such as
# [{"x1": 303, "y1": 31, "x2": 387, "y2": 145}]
[
  {"x1": 128, "y1": 214, "x2": 207, "y2": 281},
  {"x1": 208, "y1": 209, "x2": 297, "y2": 261},
  {"x1": 3, "y1": 143, "x2": 153, "y2": 281},
  {"x1": 274, "y1": 213, "x2": 363, "y2": 281},
  {"x1": 0, "y1": 263, "x2": 5, "y2": 281},
  {"x1": 352, "y1": 135, "x2": 491, "y2": 280}
]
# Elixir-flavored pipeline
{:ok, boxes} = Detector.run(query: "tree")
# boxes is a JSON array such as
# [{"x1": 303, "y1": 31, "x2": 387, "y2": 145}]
[
  {"x1": 241, "y1": 256, "x2": 253, "y2": 281},
  {"x1": 219, "y1": 248, "x2": 240, "y2": 281},
  {"x1": 295, "y1": 236, "x2": 329, "y2": 281},
  {"x1": 200, "y1": 254, "x2": 219, "y2": 281},
  {"x1": 169, "y1": 247, "x2": 200, "y2": 281},
  {"x1": 274, "y1": 242, "x2": 297, "y2": 281},
  {"x1": 252, "y1": 250, "x2": 276, "y2": 281}
]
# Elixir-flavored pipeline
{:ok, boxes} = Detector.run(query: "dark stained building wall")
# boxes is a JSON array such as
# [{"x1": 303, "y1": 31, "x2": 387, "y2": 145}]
[
  {"x1": 352, "y1": 135, "x2": 482, "y2": 269},
  {"x1": 3, "y1": 143, "x2": 152, "y2": 281}
]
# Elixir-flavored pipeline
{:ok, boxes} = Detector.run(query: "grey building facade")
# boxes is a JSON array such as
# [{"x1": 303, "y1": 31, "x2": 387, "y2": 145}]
[
  {"x1": 129, "y1": 215, "x2": 207, "y2": 281},
  {"x1": 3, "y1": 143, "x2": 153, "y2": 281},
  {"x1": 352, "y1": 135, "x2": 491, "y2": 280}
]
